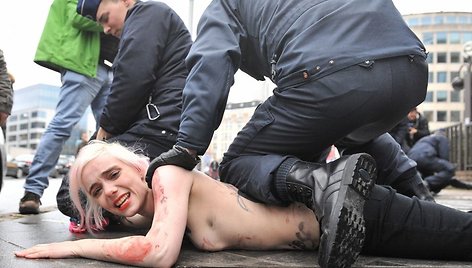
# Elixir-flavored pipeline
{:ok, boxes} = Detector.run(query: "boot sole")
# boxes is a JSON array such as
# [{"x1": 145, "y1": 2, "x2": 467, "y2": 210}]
[
  {"x1": 319, "y1": 153, "x2": 376, "y2": 268},
  {"x1": 19, "y1": 207, "x2": 40, "y2": 214}
]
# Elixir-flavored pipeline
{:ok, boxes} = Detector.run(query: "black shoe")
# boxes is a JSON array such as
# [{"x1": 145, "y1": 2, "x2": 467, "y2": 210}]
[
  {"x1": 449, "y1": 178, "x2": 472, "y2": 190},
  {"x1": 19, "y1": 192, "x2": 41, "y2": 214},
  {"x1": 395, "y1": 173, "x2": 435, "y2": 202},
  {"x1": 413, "y1": 180, "x2": 435, "y2": 202},
  {"x1": 285, "y1": 153, "x2": 377, "y2": 268}
]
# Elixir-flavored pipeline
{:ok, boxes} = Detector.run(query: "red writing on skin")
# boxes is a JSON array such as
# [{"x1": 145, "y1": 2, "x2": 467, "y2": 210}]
[{"x1": 107, "y1": 238, "x2": 152, "y2": 263}]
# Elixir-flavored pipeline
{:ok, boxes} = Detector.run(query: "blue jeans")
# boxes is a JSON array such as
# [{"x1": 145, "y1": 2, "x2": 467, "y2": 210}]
[{"x1": 23, "y1": 65, "x2": 112, "y2": 197}]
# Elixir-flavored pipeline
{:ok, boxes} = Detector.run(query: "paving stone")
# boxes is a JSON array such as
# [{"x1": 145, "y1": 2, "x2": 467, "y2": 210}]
[{"x1": 1, "y1": 188, "x2": 472, "y2": 267}]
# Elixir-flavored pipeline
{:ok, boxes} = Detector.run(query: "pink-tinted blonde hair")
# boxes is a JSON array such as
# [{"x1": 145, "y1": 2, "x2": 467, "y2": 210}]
[{"x1": 69, "y1": 140, "x2": 149, "y2": 232}]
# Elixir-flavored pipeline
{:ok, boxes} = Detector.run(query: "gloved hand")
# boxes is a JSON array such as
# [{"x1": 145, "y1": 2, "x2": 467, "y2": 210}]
[{"x1": 145, "y1": 145, "x2": 200, "y2": 181}]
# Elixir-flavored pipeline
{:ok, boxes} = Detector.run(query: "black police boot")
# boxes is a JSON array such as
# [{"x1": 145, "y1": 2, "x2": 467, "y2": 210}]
[
  {"x1": 449, "y1": 177, "x2": 472, "y2": 190},
  {"x1": 285, "y1": 153, "x2": 377, "y2": 268}
]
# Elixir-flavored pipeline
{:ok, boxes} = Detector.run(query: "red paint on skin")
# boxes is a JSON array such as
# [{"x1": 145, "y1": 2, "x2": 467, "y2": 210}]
[{"x1": 108, "y1": 238, "x2": 153, "y2": 263}]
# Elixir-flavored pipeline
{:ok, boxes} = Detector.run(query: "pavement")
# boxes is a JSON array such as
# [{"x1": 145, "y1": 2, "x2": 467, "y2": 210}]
[{"x1": 1, "y1": 177, "x2": 472, "y2": 267}]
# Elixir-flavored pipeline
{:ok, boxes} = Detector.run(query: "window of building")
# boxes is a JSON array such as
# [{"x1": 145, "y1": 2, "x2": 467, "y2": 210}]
[
  {"x1": 30, "y1": 122, "x2": 46, "y2": 128},
  {"x1": 437, "y1": 71, "x2": 447, "y2": 83},
  {"x1": 423, "y1": 111, "x2": 434, "y2": 122},
  {"x1": 19, "y1": 134, "x2": 28, "y2": 140},
  {"x1": 30, "y1": 144, "x2": 37, "y2": 150},
  {"x1": 434, "y1": 16, "x2": 444, "y2": 25},
  {"x1": 437, "y1": 111, "x2": 447, "y2": 122},
  {"x1": 436, "y1": 90, "x2": 448, "y2": 102},
  {"x1": 428, "y1": 72, "x2": 434, "y2": 83},
  {"x1": 437, "y1": 52, "x2": 447, "y2": 63},
  {"x1": 8, "y1": 125, "x2": 17, "y2": 131},
  {"x1": 426, "y1": 52, "x2": 434, "y2": 63},
  {"x1": 458, "y1": 16, "x2": 469, "y2": 24},
  {"x1": 450, "y1": 32, "x2": 461, "y2": 44},
  {"x1": 407, "y1": 17, "x2": 419, "y2": 26},
  {"x1": 445, "y1": 16, "x2": 457, "y2": 24},
  {"x1": 464, "y1": 32, "x2": 472, "y2": 42},
  {"x1": 10, "y1": 115, "x2": 17, "y2": 121},
  {"x1": 8, "y1": 136, "x2": 16, "y2": 142},
  {"x1": 436, "y1": 32, "x2": 447, "y2": 44},
  {"x1": 451, "y1": 111, "x2": 461, "y2": 122},
  {"x1": 451, "y1": 90, "x2": 461, "y2": 102},
  {"x1": 450, "y1": 52, "x2": 461, "y2": 63},
  {"x1": 19, "y1": 123, "x2": 28, "y2": 130},
  {"x1": 30, "y1": 133, "x2": 41, "y2": 139},
  {"x1": 421, "y1": 16, "x2": 432, "y2": 25},
  {"x1": 31, "y1": 111, "x2": 47, "y2": 118},
  {"x1": 20, "y1": 113, "x2": 29, "y2": 120},
  {"x1": 424, "y1": 91, "x2": 434, "y2": 102},
  {"x1": 423, "y1": 32, "x2": 434, "y2": 44}
]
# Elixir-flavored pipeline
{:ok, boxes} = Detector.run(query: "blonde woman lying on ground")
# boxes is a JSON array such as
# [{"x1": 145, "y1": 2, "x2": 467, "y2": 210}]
[{"x1": 15, "y1": 141, "x2": 472, "y2": 267}]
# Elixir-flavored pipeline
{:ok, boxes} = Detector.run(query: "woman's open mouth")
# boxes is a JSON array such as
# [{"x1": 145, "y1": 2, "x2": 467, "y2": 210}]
[{"x1": 114, "y1": 193, "x2": 130, "y2": 210}]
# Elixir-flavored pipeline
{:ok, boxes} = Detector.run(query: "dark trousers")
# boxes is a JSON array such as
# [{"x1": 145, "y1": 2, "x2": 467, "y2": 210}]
[
  {"x1": 220, "y1": 55, "x2": 428, "y2": 205},
  {"x1": 363, "y1": 185, "x2": 472, "y2": 260},
  {"x1": 415, "y1": 156, "x2": 456, "y2": 193}
]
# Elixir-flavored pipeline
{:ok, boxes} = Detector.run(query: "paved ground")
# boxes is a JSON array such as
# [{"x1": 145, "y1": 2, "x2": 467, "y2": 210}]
[{"x1": 1, "y1": 177, "x2": 472, "y2": 267}]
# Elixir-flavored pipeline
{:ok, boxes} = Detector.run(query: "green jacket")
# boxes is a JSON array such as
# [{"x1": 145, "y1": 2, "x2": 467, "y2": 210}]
[{"x1": 34, "y1": 0, "x2": 103, "y2": 77}]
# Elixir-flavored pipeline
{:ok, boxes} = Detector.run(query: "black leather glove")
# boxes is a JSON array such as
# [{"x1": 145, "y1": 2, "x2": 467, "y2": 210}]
[{"x1": 145, "y1": 145, "x2": 200, "y2": 182}]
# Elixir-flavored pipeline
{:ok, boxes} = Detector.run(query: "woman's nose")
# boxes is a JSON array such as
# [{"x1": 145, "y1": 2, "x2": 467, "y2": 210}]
[{"x1": 103, "y1": 182, "x2": 117, "y2": 197}]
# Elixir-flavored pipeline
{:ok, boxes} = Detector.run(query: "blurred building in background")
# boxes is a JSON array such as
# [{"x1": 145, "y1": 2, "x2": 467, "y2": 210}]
[
  {"x1": 404, "y1": 12, "x2": 472, "y2": 130},
  {"x1": 6, "y1": 84, "x2": 95, "y2": 157}
]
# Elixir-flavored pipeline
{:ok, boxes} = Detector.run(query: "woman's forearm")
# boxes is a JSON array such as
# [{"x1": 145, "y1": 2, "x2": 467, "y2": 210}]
[{"x1": 16, "y1": 236, "x2": 167, "y2": 267}]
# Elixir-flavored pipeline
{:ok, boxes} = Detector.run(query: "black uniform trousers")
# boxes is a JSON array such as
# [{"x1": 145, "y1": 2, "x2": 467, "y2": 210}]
[
  {"x1": 220, "y1": 55, "x2": 428, "y2": 205},
  {"x1": 363, "y1": 185, "x2": 472, "y2": 260},
  {"x1": 415, "y1": 155, "x2": 456, "y2": 193}
]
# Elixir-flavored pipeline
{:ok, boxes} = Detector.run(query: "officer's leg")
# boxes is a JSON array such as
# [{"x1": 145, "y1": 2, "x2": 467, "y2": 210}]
[
  {"x1": 220, "y1": 96, "x2": 380, "y2": 268},
  {"x1": 423, "y1": 158, "x2": 455, "y2": 193},
  {"x1": 363, "y1": 185, "x2": 472, "y2": 260},
  {"x1": 339, "y1": 133, "x2": 434, "y2": 201},
  {"x1": 222, "y1": 56, "x2": 427, "y2": 202}
]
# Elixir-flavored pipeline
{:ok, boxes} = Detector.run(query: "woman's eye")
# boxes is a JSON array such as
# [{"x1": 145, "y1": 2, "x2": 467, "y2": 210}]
[
  {"x1": 110, "y1": 170, "x2": 120, "y2": 180},
  {"x1": 92, "y1": 187, "x2": 102, "y2": 197}
]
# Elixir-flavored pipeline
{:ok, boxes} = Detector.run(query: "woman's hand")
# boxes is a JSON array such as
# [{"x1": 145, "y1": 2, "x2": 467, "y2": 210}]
[{"x1": 15, "y1": 241, "x2": 82, "y2": 259}]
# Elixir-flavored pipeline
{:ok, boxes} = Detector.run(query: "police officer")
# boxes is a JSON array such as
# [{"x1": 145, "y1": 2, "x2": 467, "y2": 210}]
[
  {"x1": 408, "y1": 130, "x2": 457, "y2": 194},
  {"x1": 150, "y1": 0, "x2": 432, "y2": 267}
]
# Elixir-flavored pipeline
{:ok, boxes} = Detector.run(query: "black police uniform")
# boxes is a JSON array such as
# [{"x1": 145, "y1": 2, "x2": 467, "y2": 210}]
[
  {"x1": 101, "y1": 1, "x2": 192, "y2": 157},
  {"x1": 57, "y1": 1, "x2": 192, "y2": 217},
  {"x1": 177, "y1": 0, "x2": 427, "y2": 203},
  {"x1": 408, "y1": 133, "x2": 456, "y2": 193},
  {"x1": 168, "y1": 0, "x2": 472, "y2": 261}
]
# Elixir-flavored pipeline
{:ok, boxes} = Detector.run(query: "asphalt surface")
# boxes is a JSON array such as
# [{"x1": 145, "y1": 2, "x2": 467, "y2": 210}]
[{"x1": 1, "y1": 177, "x2": 472, "y2": 267}]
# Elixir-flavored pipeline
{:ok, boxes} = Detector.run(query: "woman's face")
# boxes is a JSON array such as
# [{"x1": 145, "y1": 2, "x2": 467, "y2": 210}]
[
  {"x1": 81, "y1": 154, "x2": 149, "y2": 217},
  {"x1": 96, "y1": 0, "x2": 128, "y2": 38}
]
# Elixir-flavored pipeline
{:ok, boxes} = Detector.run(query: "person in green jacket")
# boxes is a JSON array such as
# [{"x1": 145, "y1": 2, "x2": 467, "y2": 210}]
[{"x1": 19, "y1": 0, "x2": 119, "y2": 215}]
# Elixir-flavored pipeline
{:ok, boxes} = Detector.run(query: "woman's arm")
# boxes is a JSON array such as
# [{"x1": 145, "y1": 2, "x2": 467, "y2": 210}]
[
  {"x1": 15, "y1": 236, "x2": 156, "y2": 265},
  {"x1": 16, "y1": 165, "x2": 194, "y2": 267}
]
